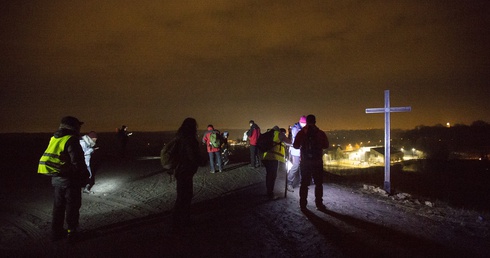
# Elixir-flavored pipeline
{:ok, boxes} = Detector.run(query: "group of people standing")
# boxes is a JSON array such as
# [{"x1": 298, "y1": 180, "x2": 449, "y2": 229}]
[
  {"x1": 245, "y1": 115, "x2": 329, "y2": 210},
  {"x1": 38, "y1": 114, "x2": 328, "y2": 241}
]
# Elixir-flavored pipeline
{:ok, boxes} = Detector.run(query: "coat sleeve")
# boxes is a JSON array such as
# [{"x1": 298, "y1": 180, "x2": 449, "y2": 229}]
[
  {"x1": 66, "y1": 137, "x2": 90, "y2": 180},
  {"x1": 292, "y1": 130, "x2": 304, "y2": 149},
  {"x1": 319, "y1": 131, "x2": 329, "y2": 149}
]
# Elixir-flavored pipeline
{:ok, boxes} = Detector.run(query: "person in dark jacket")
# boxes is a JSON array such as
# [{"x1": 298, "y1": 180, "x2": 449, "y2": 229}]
[
  {"x1": 292, "y1": 114, "x2": 329, "y2": 211},
  {"x1": 172, "y1": 117, "x2": 202, "y2": 231},
  {"x1": 38, "y1": 116, "x2": 90, "y2": 241},
  {"x1": 117, "y1": 125, "x2": 132, "y2": 157}
]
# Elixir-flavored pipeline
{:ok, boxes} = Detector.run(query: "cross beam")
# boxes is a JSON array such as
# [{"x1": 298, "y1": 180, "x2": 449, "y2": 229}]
[{"x1": 366, "y1": 90, "x2": 411, "y2": 194}]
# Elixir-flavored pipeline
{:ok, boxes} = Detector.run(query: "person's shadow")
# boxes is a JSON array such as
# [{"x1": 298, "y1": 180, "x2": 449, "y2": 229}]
[{"x1": 302, "y1": 208, "x2": 470, "y2": 258}]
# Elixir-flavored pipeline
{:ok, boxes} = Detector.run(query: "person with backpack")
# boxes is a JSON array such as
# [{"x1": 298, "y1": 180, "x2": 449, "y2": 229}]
[
  {"x1": 287, "y1": 116, "x2": 307, "y2": 192},
  {"x1": 172, "y1": 117, "x2": 202, "y2": 231},
  {"x1": 292, "y1": 114, "x2": 329, "y2": 211},
  {"x1": 38, "y1": 116, "x2": 90, "y2": 241},
  {"x1": 202, "y1": 125, "x2": 223, "y2": 173},
  {"x1": 246, "y1": 120, "x2": 261, "y2": 168},
  {"x1": 261, "y1": 126, "x2": 291, "y2": 199}
]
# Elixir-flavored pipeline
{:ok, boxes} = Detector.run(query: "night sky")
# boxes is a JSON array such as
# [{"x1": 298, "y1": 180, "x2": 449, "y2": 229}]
[{"x1": 1, "y1": 1, "x2": 489, "y2": 133}]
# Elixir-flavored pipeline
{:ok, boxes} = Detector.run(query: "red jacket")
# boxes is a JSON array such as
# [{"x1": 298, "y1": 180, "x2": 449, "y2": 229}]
[
  {"x1": 202, "y1": 128, "x2": 221, "y2": 153},
  {"x1": 293, "y1": 124, "x2": 329, "y2": 157},
  {"x1": 247, "y1": 124, "x2": 261, "y2": 146}
]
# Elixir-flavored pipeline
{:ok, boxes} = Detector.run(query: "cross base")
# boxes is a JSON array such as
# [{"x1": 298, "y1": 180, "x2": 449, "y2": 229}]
[{"x1": 384, "y1": 181, "x2": 391, "y2": 195}]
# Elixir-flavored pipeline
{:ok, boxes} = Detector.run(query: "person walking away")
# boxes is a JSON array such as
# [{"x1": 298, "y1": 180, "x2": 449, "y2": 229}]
[
  {"x1": 246, "y1": 120, "x2": 261, "y2": 168},
  {"x1": 80, "y1": 131, "x2": 98, "y2": 194},
  {"x1": 38, "y1": 116, "x2": 90, "y2": 241},
  {"x1": 202, "y1": 125, "x2": 223, "y2": 173},
  {"x1": 292, "y1": 114, "x2": 329, "y2": 211},
  {"x1": 172, "y1": 117, "x2": 201, "y2": 231},
  {"x1": 261, "y1": 126, "x2": 291, "y2": 199},
  {"x1": 287, "y1": 116, "x2": 307, "y2": 192}
]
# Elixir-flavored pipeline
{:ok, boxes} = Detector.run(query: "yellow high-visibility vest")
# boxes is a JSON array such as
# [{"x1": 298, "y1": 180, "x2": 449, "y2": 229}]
[
  {"x1": 262, "y1": 131, "x2": 286, "y2": 163},
  {"x1": 38, "y1": 135, "x2": 72, "y2": 176}
]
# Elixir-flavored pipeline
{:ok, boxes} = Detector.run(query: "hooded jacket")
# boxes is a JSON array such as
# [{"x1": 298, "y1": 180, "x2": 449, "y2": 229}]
[
  {"x1": 247, "y1": 123, "x2": 261, "y2": 146},
  {"x1": 49, "y1": 128, "x2": 90, "y2": 187}
]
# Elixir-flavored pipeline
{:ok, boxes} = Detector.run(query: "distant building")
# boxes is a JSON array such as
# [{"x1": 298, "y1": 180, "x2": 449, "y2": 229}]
[{"x1": 369, "y1": 147, "x2": 404, "y2": 164}]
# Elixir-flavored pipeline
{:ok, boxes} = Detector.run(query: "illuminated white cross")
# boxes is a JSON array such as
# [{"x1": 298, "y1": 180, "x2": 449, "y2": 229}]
[{"x1": 366, "y1": 90, "x2": 411, "y2": 194}]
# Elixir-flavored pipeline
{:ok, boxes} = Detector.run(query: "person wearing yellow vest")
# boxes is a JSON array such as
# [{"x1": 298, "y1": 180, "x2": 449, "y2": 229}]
[
  {"x1": 261, "y1": 126, "x2": 291, "y2": 199},
  {"x1": 38, "y1": 116, "x2": 90, "y2": 242}
]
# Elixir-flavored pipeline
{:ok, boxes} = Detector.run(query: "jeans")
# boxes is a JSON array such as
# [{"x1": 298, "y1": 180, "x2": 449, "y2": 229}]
[
  {"x1": 287, "y1": 155, "x2": 301, "y2": 187},
  {"x1": 208, "y1": 151, "x2": 222, "y2": 172}
]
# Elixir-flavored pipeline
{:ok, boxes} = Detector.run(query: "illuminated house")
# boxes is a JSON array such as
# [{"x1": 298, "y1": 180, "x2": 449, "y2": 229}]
[{"x1": 368, "y1": 147, "x2": 404, "y2": 164}]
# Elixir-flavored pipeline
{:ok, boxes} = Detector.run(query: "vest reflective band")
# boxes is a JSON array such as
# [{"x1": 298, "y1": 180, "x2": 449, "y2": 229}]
[
  {"x1": 38, "y1": 135, "x2": 72, "y2": 175},
  {"x1": 262, "y1": 131, "x2": 286, "y2": 162}
]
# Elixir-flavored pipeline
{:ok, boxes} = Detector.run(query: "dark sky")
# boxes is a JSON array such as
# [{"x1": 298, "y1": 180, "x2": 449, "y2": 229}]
[{"x1": 1, "y1": 1, "x2": 489, "y2": 133}]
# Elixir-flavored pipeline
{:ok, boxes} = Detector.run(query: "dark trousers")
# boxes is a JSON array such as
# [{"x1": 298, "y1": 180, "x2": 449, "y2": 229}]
[
  {"x1": 262, "y1": 159, "x2": 279, "y2": 196},
  {"x1": 173, "y1": 172, "x2": 194, "y2": 227},
  {"x1": 299, "y1": 160, "x2": 324, "y2": 207},
  {"x1": 249, "y1": 145, "x2": 260, "y2": 167},
  {"x1": 52, "y1": 185, "x2": 82, "y2": 234}
]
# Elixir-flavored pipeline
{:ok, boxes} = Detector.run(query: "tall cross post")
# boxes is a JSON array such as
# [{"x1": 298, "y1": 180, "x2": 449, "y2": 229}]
[{"x1": 366, "y1": 90, "x2": 411, "y2": 194}]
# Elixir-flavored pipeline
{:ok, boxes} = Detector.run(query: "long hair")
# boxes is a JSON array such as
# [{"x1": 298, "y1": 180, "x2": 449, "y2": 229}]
[{"x1": 177, "y1": 117, "x2": 198, "y2": 137}]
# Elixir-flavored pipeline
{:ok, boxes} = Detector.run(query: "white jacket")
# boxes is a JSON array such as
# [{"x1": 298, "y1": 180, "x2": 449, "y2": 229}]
[{"x1": 80, "y1": 135, "x2": 96, "y2": 157}]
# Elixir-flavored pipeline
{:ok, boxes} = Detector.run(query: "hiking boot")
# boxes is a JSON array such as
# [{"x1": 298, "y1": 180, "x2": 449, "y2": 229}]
[{"x1": 287, "y1": 185, "x2": 294, "y2": 192}]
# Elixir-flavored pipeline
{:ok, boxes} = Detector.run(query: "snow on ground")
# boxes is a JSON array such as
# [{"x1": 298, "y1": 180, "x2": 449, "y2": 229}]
[{"x1": 1, "y1": 152, "x2": 489, "y2": 258}]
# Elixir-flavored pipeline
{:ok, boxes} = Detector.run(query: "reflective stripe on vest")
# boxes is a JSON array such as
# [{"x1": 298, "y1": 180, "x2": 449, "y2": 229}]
[{"x1": 38, "y1": 135, "x2": 72, "y2": 175}]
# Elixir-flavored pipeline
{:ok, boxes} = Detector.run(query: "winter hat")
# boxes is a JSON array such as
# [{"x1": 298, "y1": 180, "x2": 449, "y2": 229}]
[
  {"x1": 60, "y1": 116, "x2": 83, "y2": 130},
  {"x1": 299, "y1": 116, "x2": 307, "y2": 124},
  {"x1": 88, "y1": 131, "x2": 97, "y2": 139}
]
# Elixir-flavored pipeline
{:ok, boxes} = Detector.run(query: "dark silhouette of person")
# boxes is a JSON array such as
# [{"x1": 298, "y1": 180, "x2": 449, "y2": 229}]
[
  {"x1": 117, "y1": 125, "x2": 132, "y2": 157},
  {"x1": 292, "y1": 114, "x2": 329, "y2": 211},
  {"x1": 172, "y1": 117, "x2": 202, "y2": 231}
]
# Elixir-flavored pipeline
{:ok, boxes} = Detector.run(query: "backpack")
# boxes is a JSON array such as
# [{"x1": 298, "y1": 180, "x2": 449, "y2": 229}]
[
  {"x1": 209, "y1": 131, "x2": 221, "y2": 148},
  {"x1": 301, "y1": 128, "x2": 323, "y2": 160},
  {"x1": 256, "y1": 130, "x2": 276, "y2": 152},
  {"x1": 160, "y1": 137, "x2": 180, "y2": 173}
]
